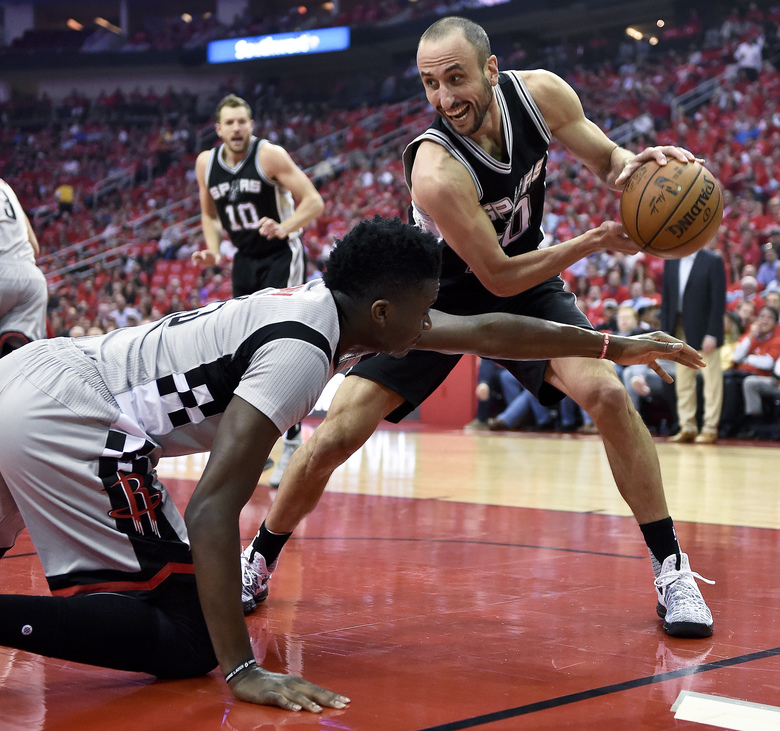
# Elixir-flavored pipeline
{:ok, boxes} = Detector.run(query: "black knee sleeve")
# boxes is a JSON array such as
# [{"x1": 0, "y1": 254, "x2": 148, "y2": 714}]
[{"x1": 0, "y1": 591, "x2": 217, "y2": 679}]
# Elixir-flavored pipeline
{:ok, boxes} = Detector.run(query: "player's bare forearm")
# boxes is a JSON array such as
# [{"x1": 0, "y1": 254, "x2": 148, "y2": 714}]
[
  {"x1": 186, "y1": 398, "x2": 350, "y2": 711},
  {"x1": 419, "y1": 313, "x2": 699, "y2": 372},
  {"x1": 293, "y1": 193, "x2": 324, "y2": 228},
  {"x1": 198, "y1": 212, "x2": 223, "y2": 260},
  {"x1": 420, "y1": 311, "x2": 603, "y2": 359},
  {"x1": 463, "y1": 222, "x2": 635, "y2": 297},
  {"x1": 185, "y1": 397, "x2": 277, "y2": 675},
  {"x1": 187, "y1": 505, "x2": 348, "y2": 711},
  {"x1": 186, "y1": 497, "x2": 254, "y2": 673},
  {"x1": 280, "y1": 195, "x2": 324, "y2": 236}
]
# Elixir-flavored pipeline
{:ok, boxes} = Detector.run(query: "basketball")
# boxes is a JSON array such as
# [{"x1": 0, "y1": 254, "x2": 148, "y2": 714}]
[{"x1": 619, "y1": 159, "x2": 724, "y2": 259}]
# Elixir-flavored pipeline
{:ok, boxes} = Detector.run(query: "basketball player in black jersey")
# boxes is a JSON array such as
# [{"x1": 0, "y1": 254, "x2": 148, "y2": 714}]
[
  {"x1": 193, "y1": 94, "x2": 324, "y2": 491},
  {"x1": 242, "y1": 17, "x2": 716, "y2": 639}
]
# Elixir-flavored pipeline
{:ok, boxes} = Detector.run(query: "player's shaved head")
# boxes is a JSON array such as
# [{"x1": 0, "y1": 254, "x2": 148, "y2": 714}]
[{"x1": 419, "y1": 16, "x2": 491, "y2": 67}]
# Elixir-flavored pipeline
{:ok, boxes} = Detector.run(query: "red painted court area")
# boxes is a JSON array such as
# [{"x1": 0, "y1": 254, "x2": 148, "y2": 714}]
[{"x1": 1, "y1": 431, "x2": 780, "y2": 730}]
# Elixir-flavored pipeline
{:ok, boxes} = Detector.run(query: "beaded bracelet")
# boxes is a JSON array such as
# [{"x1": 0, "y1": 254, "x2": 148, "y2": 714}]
[
  {"x1": 597, "y1": 332, "x2": 610, "y2": 359},
  {"x1": 225, "y1": 658, "x2": 257, "y2": 683}
]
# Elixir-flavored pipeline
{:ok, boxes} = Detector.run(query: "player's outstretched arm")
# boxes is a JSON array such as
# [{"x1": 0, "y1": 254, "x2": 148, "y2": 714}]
[
  {"x1": 418, "y1": 311, "x2": 704, "y2": 381},
  {"x1": 185, "y1": 395, "x2": 349, "y2": 711}
]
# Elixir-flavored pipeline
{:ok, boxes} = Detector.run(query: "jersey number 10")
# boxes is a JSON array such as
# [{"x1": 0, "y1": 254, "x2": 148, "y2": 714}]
[{"x1": 224, "y1": 202, "x2": 261, "y2": 231}]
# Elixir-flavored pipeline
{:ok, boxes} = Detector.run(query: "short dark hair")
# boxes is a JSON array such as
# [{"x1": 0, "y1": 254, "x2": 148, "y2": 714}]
[
  {"x1": 323, "y1": 216, "x2": 441, "y2": 301},
  {"x1": 419, "y1": 16, "x2": 492, "y2": 68},
  {"x1": 761, "y1": 305, "x2": 780, "y2": 323},
  {"x1": 215, "y1": 94, "x2": 252, "y2": 121}
]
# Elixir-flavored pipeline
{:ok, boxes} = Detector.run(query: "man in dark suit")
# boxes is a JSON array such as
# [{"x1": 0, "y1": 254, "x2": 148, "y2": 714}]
[{"x1": 661, "y1": 248, "x2": 727, "y2": 443}]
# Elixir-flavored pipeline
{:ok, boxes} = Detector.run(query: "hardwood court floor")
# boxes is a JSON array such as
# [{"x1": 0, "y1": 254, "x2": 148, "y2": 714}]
[{"x1": 2, "y1": 425, "x2": 780, "y2": 730}]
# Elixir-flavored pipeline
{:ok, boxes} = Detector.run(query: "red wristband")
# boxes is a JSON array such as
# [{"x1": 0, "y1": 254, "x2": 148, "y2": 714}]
[{"x1": 597, "y1": 332, "x2": 610, "y2": 359}]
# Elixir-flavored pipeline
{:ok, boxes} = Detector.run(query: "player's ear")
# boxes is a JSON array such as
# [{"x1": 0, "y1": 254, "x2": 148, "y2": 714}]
[
  {"x1": 487, "y1": 55, "x2": 499, "y2": 84},
  {"x1": 371, "y1": 299, "x2": 390, "y2": 325}
]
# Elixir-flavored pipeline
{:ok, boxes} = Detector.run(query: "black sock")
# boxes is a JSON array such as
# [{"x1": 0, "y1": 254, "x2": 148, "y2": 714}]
[
  {"x1": 285, "y1": 423, "x2": 301, "y2": 441},
  {"x1": 251, "y1": 521, "x2": 292, "y2": 566},
  {"x1": 639, "y1": 516, "x2": 681, "y2": 575}
]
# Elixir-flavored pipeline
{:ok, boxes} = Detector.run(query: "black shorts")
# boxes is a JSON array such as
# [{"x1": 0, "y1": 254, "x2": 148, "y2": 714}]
[
  {"x1": 232, "y1": 243, "x2": 306, "y2": 296},
  {"x1": 349, "y1": 276, "x2": 592, "y2": 422}
]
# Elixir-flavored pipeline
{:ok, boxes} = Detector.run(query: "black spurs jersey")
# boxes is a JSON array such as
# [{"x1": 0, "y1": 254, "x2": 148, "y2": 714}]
[
  {"x1": 403, "y1": 71, "x2": 551, "y2": 314},
  {"x1": 205, "y1": 136, "x2": 299, "y2": 259}
]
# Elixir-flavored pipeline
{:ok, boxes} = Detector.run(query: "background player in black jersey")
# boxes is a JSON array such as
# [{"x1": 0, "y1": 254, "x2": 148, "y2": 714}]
[
  {"x1": 0, "y1": 215, "x2": 699, "y2": 712},
  {"x1": 192, "y1": 94, "x2": 325, "y2": 489},
  {"x1": 241, "y1": 17, "x2": 716, "y2": 639}
]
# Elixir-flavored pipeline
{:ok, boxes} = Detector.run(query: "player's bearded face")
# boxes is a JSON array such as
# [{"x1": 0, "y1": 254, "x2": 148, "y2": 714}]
[
  {"x1": 460, "y1": 72, "x2": 493, "y2": 135},
  {"x1": 217, "y1": 109, "x2": 252, "y2": 153},
  {"x1": 434, "y1": 71, "x2": 492, "y2": 136},
  {"x1": 418, "y1": 38, "x2": 495, "y2": 137}
]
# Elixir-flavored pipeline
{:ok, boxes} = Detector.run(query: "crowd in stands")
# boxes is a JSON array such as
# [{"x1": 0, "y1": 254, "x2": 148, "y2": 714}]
[
  {"x1": 2, "y1": 2, "x2": 780, "y2": 439},
  {"x1": 6, "y1": 1, "x2": 509, "y2": 55}
]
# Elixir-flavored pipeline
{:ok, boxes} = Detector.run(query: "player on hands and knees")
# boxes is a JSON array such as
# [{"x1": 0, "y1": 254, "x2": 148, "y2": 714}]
[
  {"x1": 241, "y1": 16, "x2": 715, "y2": 640},
  {"x1": 0, "y1": 217, "x2": 445, "y2": 711}
]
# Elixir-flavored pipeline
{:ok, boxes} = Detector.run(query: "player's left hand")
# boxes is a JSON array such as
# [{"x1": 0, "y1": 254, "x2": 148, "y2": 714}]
[
  {"x1": 615, "y1": 146, "x2": 704, "y2": 188},
  {"x1": 258, "y1": 217, "x2": 288, "y2": 239},
  {"x1": 228, "y1": 665, "x2": 350, "y2": 712},
  {"x1": 607, "y1": 331, "x2": 705, "y2": 383}
]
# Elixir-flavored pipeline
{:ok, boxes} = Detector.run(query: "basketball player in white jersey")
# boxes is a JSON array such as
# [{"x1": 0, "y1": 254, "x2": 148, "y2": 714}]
[
  {"x1": 0, "y1": 178, "x2": 47, "y2": 356},
  {"x1": 0, "y1": 213, "x2": 702, "y2": 710},
  {"x1": 192, "y1": 94, "x2": 324, "y2": 490},
  {"x1": 242, "y1": 17, "x2": 716, "y2": 640}
]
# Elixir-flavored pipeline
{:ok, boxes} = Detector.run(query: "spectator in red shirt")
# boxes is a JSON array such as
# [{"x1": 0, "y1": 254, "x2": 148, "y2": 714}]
[
  {"x1": 601, "y1": 268, "x2": 631, "y2": 305},
  {"x1": 720, "y1": 304, "x2": 780, "y2": 435}
]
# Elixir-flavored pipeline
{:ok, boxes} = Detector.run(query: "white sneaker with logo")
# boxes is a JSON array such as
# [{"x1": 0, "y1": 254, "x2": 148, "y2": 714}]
[
  {"x1": 655, "y1": 553, "x2": 714, "y2": 638},
  {"x1": 241, "y1": 546, "x2": 277, "y2": 614},
  {"x1": 269, "y1": 432, "x2": 303, "y2": 488}
]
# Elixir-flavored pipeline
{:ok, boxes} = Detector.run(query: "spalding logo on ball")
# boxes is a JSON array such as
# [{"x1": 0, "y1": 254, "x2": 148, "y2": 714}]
[{"x1": 619, "y1": 159, "x2": 724, "y2": 259}]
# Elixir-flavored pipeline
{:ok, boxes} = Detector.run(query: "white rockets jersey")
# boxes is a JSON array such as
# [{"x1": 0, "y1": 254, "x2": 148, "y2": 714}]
[
  {"x1": 71, "y1": 280, "x2": 358, "y2": 456},
  {"x1": 0, "y1": 178, "x2": 35, "y2": 264},
  {"x1": 0, "y1": 281, "x2": 365, "y2": 592}
]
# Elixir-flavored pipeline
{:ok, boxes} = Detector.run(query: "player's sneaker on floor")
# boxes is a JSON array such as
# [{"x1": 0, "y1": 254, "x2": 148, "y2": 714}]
[
  {"x1": 263, "y1": 457, "x2": 274, "y2": 472},
  {"x1": 654, "y1": 553, "x2": 715, "y2": 638},
  {"x1": 241, "y1": 546, "x2": 277, "y2": 614},
  {"x1": 269, "y1": 433, "x2": 303, "y2": 488}
]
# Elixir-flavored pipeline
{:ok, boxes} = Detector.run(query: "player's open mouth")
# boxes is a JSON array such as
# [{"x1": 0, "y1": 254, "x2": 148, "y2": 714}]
[{"x1": 445, "y1": 104, "x2": 469, "y2": 122}]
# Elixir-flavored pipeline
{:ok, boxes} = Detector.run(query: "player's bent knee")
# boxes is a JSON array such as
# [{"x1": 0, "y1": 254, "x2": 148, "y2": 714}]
[
  {"x1": 581, "y1": 377, "x2": 635, "y2": 422},
  {"x1": 308, "y1": 419, "x2": 371, "y2": 467}
]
